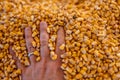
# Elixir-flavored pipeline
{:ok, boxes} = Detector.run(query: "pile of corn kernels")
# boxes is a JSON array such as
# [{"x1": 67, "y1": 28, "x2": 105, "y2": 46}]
[{"x1": 0, "y1": 0, "x2": 120, "y2": 80}]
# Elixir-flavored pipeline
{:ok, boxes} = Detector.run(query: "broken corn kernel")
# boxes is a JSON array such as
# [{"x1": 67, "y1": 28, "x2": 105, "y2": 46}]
[
  {"x1": 50, "y1": 53, "x2": 57, "y2": 60},
  {"x1": 36, "y1": 57, "x2": 41, "y2": 61},
  {"x1": 59, "y1": 44, "x2": 65, "y2": 50},
  {"x1": 33, "y1": 50, "x2": 39, "y2": 56},
  {"x1": 32, "y1": 41, "x2": 36, "y2": 48}
]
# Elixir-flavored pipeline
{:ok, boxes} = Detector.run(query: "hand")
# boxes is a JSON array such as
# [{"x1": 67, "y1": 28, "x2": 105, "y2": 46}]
[{"x1": 9, "y1": 21, "x2": 65, "y2": 80}]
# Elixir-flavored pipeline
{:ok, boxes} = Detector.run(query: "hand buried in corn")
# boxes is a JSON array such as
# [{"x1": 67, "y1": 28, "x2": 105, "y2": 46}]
[{"x1": 9, "y1": 21, "x2": 65, "y2": 80}]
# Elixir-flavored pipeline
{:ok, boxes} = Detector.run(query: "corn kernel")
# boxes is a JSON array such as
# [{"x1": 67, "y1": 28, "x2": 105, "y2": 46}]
[
  {"x1": 32, "y1": 31, "x2": 37, "y2": 37},
  {"x1": 32, "y1": 41, "x2": 36, "y2": 48},
  {"x1": 36, "y1": 57, "x2": 41, "y2": 61},
  {"x1": 16, "y1": 69, "x2": 21, "y2": 75},
  {"x1": 50, "y1": 53, "x2": 57, "y2": 60},
  {"x1": 33, "y1": 50, "x2": 40, "y2": 56},
  {"x1": 116, "y1": 53, "x2": 120, "y2": 57},
  {"x1": 47, "y1": 27, "x2": 50, "y2": 33},
  {"x1": 81, "y1": 48, "x2": 86, "y2": 54},
  {"x1": 75, "y1": 74, "x2": 82, "y2": 79},
  {"x1": 59, "y1": 44, "x2": 65, "y2": 50}
]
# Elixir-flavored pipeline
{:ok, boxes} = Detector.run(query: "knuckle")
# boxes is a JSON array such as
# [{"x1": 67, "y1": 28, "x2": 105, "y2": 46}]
[
  {"x1": 41, "y1": 40, "x2": 48, "y2": 47},
  {"x1": 57, "y1": 40, "x2": 63, "y2": 47},
  {"x1": 26, "y1": 34, "x2": 31, "y2": 39},
  {"x1": 27, "y1": 43, "x2": 34, "y2": 52}
]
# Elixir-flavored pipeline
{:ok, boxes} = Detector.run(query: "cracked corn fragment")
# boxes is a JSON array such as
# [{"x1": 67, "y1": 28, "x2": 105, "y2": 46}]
[
  {"x1": 81, "y1": 48, "x2": 86, "y2": 54},
  {"x1": 24, "y1": 59, "x2": 30, "y2": 66},
  {"x1": 50, "y1": 51, "x2": 57, "y2": 60},
  {"x1": 47, "y1": 27, "x2": 50, "y2": 33},
  {"x1": 61, "y1": 63, "x2": 67, "y2": 70},
  {"x1": 32, "y1": 31, "x2": 37, "y2": 37},
  {"x1": 51, "y1": 54, "x2": 57, "y2": 60},
  {"x1": 33, "y1": 50, "x2": 39, "y2": 56},
  {"x1": 116, "y1": 53, "x2": 120, "y2": 57},
  {"x1": 75, "y1": 74, "x2": 82, "y2": 79},
  {"x1": 0, "y1": 53, "x2": 3, "y2": 59},
  {"x1": 66, "y1": 67, "x2": 72, "y2": 73},
  {"x1": 51, "y1": 35, "x2": 57, "y2": 41},
  {"x1": 0, "y1": 44, "x2": 3, "y2": 48},
  {"x1": 59, "y1": 44, "x2": 65, "y2": 50},
  {"x1": 16, "y1": 69, "x2": 21, "y2": 75},
  {"x1": 116, "y1": 62, "x2": 120, "y2": 67},
  {"x1": 66, "y1": 30, "x2": 72, "y2": 34},
  {"x1": 36, "y1": 57, "x2": 41, "y2": 61},
  {"x1": 32, "y1": 41, "x2": 36, "y2": 48}
]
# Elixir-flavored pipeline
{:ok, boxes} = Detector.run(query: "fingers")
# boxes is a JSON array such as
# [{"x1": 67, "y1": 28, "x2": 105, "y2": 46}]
[
  {"x1": 9, "y1": 46, "x2": 24, "y2": 69},
  {"x1": 54, "y1": 27, "x2": 65, "y2": 78},
  {"x1": 40, "y1": 21, "x2": 50, "y2": 60},
  {"x1": 25, "y1": 27, "x2": 36, "y2": 65},
  {"x1": 56, "y1": 27, "x2": 65, "y2": 58}
]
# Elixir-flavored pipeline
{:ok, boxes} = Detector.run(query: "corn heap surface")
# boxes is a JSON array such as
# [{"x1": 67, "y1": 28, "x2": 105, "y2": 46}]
[{"x1": 0, "y1": 0, "x2": 120, "y2": 80}]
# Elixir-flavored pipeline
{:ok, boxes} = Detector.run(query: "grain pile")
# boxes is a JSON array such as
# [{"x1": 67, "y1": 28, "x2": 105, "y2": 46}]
[{"x1": 0, "y1": 0, "x2": 120, "y2": 80}]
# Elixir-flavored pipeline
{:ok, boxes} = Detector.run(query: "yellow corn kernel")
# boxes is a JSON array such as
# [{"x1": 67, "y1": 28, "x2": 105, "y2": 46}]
[
  {"x1": 50, "y1": 51, "x2": 57, "y2": 60},
  {"x1": 33, "y1": 50, "x2": 40, "y2": 56},
  {"x1": 90, "y1": 78, "x2": 94, "y2": 80},
  {"x1": 59, "y1": 44, "x2": 65, "y2": 50},
  {"x1": 116, "y1": 62, "x2": 120, "y2": 67},
  {"x1": 32, "y1": 31, "x2": 37, "y2": 37},
  {"x1": 72, "y1": 52, "x2": 77, "y2": 57},
  {"x1": 24, "y1": 60, "x2": 30, "y2": 66},
  {"x1": 49, "y1": 44, "x2": 55, "y2": 50},
  {"x1": 0, "y1": 53, "x2": 3, "y2": 59},
  {"x1": 66, "y1": 67, "x2": 72, "y2": 73},
  {"x1": 0, "y1": 32, "x2": 2, "y2": 37},
  {"x1": 76, "y1": 42, "x2": 81, "y2": 47},
  {"x1": 47, "y1": 27, "x2": 50, "y2": 33},
  {"x1": 51, "y1": 35, "x2": 57, "y2": 41},
  {"x1": 75, "y1": 30, "x2": 80, "y2": 34},
  {"x1": 108, "y1": 68, "x2": 114, "y2": 75},
  {"x1": 50, "y1": 51, "x2": 55, "y2": 55},
  {"x1": 50, "y1": 53, "x2": 57, "y2": 60},
  {"x1": 34, "y1": 36, "x2": 39, "y2": 43},
  {"x1": 16, "y1": 46, "x2": 21, "y2": 50},
  {"x1": 66, "y1": 30, "x2": 72, "y2": 34},
  {"x1": 61, "y1": 63, "x2": 67, "y2": 70},
  {"x1": 116, "y1": 53, "x2": 120, "y2": 57},
  {"x1": 7, "y1": 66, "x2": 12, "y2": 72},
  {"x1": 82, "y1": 54, "x2": 87, "y2": 61},
  {"x1": 18, "y1": 54, "x2": 23, "y2": 60},
  {"x1": 82, "y1": 67, "x2": 87, "y2": 71},
  {"x1": 81, "y1": 48, "x2": 86, "y2": 54},
  {"x1": 97, "y1": 67, "x2": 102, "y2": 73},
  {"x1": 69, "y1": 59, "x2": 76, "y2": 64},
  {"x1": 0, "y1": 44, "x2": 3, "y2": 48},
  {"x1": 94, "y1": 50, "x2": 100, "y2": 56},
  {"x1": 36, "y1": 57, "x2": 41, "y2": 61},
  {"x1": 16, "y1": 69, "x2": 21, "y2": 74},
  {"x1": 103, "y1": 74, "x2": 109, "y2": 78},
  {"x1": 80, "y1": 69, "x2": 86, "y2": 75},
  {"x1": 75, "y1": 74, "x2": 82, "y2": 79},
  {"x1": 60, "y1": 54, "x2": 65, "y2": 58},
  {"x1": 10, "y1": 60, "x2": 15, "y2": 65},
  {"x1": 32, "y1": 41, "x2": 36, "y2": 48},
  {"x1": 79, "y1": 62, "x2": 83, "y2": 67}
]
